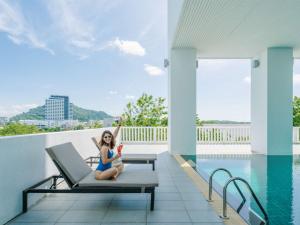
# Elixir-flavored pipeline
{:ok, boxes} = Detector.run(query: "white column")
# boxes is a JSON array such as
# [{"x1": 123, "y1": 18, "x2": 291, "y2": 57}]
[
  {"x1": 251, "y1": 47, "x2": 293, "y2": 155},
  {"x1": 168, "y1": 48, "x2": 197, "y2": 155}
]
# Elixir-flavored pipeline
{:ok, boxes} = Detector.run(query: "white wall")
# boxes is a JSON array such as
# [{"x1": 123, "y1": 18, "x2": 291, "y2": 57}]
[{"x1": 0, "y1": 128, "x2": 110, "y2": 225}]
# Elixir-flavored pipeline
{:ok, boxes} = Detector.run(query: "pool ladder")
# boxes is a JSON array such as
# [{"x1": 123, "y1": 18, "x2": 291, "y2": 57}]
[{"x1": 208, "y1": 168, "x2": 269, "y2": 225}]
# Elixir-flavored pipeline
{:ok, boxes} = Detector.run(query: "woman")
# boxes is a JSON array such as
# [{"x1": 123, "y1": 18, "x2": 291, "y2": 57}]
[{"x1": 95, "y1": 121, "x2": 124, "y2": 180}]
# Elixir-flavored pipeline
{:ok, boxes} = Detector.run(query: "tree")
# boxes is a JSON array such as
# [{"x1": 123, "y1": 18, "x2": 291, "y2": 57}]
[
  {"x1": 42, "y1": 127, "x2": 61, "y2": 132},
  {"x1": 90, "y1": 121, "x2": 103, "y2": 128},
  {"x1": 293, "y1": 96, "x2": 300, "y2": 126},
  {"x1": 196, "y1": 114, "x2": 203, "y2": 126},
  {"x1": 74, "y1": 124, "x2": 85, "y2": 130},
  {"x1": 0, "y1": 123, "x2": 40, "y2": 136},
  {"x1": 121, "y1": 93, "x2": 168, "y2": 126}
]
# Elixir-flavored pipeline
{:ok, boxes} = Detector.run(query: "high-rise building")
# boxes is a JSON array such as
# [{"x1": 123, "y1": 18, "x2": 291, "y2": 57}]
[
  {"x1": 45, "y1": 95, "x2": 73, "y2": 120},
  {"x1": 0, "y1": 117, "x2": 8, "y2": 125}
]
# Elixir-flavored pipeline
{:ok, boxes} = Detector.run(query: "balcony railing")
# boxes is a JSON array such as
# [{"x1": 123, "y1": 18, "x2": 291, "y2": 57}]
[
  {"x1": 121, "y1": 126, "x2": 168, "y2": 144},
  {"x1": 120, "y1": 126, "x2": 300, "y2": 144},
  {"x1": 294, "y1": 127, "x2": 300, "y2": 143}
]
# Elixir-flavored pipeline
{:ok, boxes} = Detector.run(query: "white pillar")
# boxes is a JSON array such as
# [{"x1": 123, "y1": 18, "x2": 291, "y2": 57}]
[
  {"x1": 168, "y1": 48, "x2": 197, "y2": 155},
  {"x1": 251, "y1": 47, "x2": 293, "y2": 155}
]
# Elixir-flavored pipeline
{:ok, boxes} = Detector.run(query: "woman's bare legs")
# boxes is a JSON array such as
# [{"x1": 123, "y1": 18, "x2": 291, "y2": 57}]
[
  {"x1": 95, "y1": 168, "x2": 118, "y2": 180},
  {"x1": 95, "y1": 164, "x2": 124, "y2": 180},
  {"x1": 113, "y1": 164, "x2": 124, "y2": 179}
]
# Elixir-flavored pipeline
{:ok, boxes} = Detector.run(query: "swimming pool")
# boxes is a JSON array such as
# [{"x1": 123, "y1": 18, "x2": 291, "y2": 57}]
[{"x1": 190, "y1": 154, "x2": 300, "y2": 225}]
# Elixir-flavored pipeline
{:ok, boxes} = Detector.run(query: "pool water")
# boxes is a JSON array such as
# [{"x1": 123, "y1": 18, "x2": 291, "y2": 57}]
[{"x1": 186, "y1": 155, "x2": 300, "y2": 225}]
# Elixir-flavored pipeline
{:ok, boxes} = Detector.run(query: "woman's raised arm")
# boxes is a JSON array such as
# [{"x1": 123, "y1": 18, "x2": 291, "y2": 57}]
[{"x1": 113, "y1": 118, "x2": 122, "y2": 138}]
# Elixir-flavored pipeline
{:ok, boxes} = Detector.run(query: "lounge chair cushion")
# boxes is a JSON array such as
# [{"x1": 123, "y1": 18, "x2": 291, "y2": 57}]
[
  {"x1": 46, "y1": 142, "x2": 92, "y2": 184},
  {"x1": 121, "y1": 154, "x2": 157, "y2": 161},
  {"x1": 79, "y1": 170, "x2": 159, "y2": 187}
]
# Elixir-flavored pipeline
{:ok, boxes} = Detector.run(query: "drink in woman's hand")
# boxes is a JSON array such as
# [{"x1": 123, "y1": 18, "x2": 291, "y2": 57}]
[{"x1": 117, "y1": 144, "x2": 123, "y2": 156}]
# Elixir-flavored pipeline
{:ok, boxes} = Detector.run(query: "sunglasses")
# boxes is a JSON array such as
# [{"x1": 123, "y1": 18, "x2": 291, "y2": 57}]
[{"x1": 104, "y1": 135, "x2": 112, "y2": 139}]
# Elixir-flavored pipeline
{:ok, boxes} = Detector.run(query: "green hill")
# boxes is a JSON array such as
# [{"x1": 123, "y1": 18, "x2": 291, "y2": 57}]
[
  {"x1": 202, "y1": 120, "x2": 250, "y2": 124},
  {"x1": 72, "y1": 104, "x2": 112, "y2": 121},
  {"x1": 10, "y1": 104, "x2": 112, "y2": 122},
  {"x1": 10, "y1": 106, "x2": 45, "y2": 121}
]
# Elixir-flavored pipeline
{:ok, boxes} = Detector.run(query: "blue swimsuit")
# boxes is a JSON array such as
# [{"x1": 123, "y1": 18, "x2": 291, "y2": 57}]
[{"x1": 96, "y1": 149, "x2": 113, "y2": 171}]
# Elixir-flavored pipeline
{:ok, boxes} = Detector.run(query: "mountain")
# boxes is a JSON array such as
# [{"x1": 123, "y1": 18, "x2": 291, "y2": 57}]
[
  {"x1": 10, "y1": 106, "x2": 45, "y2": 121},
  {"x1": 10, "y1": 104, "x2": 112, "y2": 122},
  {"x1": 72, "y1": 104, "x2": 112, "y2": 121}
]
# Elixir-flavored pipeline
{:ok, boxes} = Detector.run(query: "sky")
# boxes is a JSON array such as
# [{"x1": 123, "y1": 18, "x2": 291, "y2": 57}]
[{"x1": 1, "y1": 0, "x2": 300, "y2": 122}]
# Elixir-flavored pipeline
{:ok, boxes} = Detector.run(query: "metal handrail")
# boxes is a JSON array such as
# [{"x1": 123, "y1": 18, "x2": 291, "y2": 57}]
[
  {"x1": 222, "y1": 177, "x2": 269, "y2": 225},
  {"x1": 208, "y1": 168, "x2": 246, "y2": 206}
]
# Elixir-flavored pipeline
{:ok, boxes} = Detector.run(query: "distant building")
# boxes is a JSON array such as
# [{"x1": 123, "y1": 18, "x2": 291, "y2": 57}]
[
  {"x1": 45, "y1": 95, "x2": 73, "y2": 120},
  {"x1": 19, "y1": 120, "x2": 79, "y2": 129},
  {"x1": 0, "y1": 117, "x2": 9, "y2": 125}
]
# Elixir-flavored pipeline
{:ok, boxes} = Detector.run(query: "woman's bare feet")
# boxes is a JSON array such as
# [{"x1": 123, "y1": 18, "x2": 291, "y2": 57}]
[{"x1": 111, "y1": 167, "x2": 119, "y2": 180}]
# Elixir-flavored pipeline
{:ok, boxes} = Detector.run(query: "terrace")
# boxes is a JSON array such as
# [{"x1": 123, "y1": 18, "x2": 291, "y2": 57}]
[
  {"x1": 1, "y1": 125, "x2": 300, "y2": 225},
  {"x1": 2, "y1": 0, "x2": 300, "y2": 224},
  {"x1": 0, "y1": 126, "x2": 232, "y2": 225}
]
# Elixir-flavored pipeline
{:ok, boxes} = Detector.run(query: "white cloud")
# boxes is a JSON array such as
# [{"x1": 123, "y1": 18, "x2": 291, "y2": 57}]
[
  {"x1": 0, "y1": 103, "x2": 39, "y2": 117},
  {"x1": 47, "y1": 0, "x2": 95, "y2": 51},
  {"x1": 46, "y1": 0, "x2": 123, "y2": 58},
  {"x1": 109, "y1": 91, "x2": 118, "y2": 95},
  {"x1": 107, "y1": 38, "x2": 146, "y2": 56},
  {"x1": 243, "y1": 76, "x2": 251, "y2": 84},
  {"x1": 7, "y1": 35, "x2": 22, "y2": 45},
  {"x1": 294, "y1": 74, "x2": 300, "y2": 85},
  {"x1": 138, "y1": 22, "x2": 153, "y2": 39},
  {"x1": 144, "y1": 64, "x2": 164, "y2": 76},
  {"x1": 0, "y1": 0, "x2": 54, "y2": 54},
  {"x1": 125, "y1": 95, "x2": 135, "y2": 100}
]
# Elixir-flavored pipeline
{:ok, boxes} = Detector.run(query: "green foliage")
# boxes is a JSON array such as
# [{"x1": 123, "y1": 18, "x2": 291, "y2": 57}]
[
  {"x1": 89, "y1": 121, "x2": 103, "y2": 128},
  {"x1": 74, "y1": 124, "x2": 85, "y2": 130},
  {"x1": 121, "y1": 93, "x2": 168, "y2": 126},
  {"x1": 42, "y1": 127, "x2": 62, "y2": 132},
  {"x1": 0, "y1": 123, "x2": 41, "y2": 136},
  {"x1": 196, "y1": 114, "x2": 203, "y2": 126},
  {"x1": 203, "y1": 120, "x2": 249, "y2": 124},
  {"x1": 293, "y1": 96, "x2": 300, "y2": 126}
]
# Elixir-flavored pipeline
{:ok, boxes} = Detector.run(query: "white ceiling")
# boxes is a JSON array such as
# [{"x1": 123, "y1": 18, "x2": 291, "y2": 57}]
[{"x1": 172, "y1": 0, "x2": 300, "y2": 58}]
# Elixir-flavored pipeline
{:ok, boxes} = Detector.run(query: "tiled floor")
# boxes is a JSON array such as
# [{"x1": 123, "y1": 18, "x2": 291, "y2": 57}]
[{"x1": 7, "y1": 152, "x2": 224, "y2": 225}]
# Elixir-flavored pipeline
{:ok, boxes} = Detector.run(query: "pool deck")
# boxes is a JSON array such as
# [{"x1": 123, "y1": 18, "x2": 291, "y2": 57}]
[{"x1": 7, "y1": 151, "x2": 226, "y2": 225}]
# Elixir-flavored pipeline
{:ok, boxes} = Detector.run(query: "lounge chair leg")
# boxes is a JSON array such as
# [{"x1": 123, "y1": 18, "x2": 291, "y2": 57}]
[
  {"x1": 22, "y1": 191, "x2": 28, "y2": 213},
  {"x1": 150, "y1": 189, "x2": 155, "y2": 210},
  {"x1": 53, "y1": 177, "x2": 57, "y2": 189}
]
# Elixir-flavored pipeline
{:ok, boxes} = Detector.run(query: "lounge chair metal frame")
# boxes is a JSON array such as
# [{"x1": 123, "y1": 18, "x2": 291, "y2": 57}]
[{"x1": 23, "y1": 158, "x2": 156, "y2": 213}]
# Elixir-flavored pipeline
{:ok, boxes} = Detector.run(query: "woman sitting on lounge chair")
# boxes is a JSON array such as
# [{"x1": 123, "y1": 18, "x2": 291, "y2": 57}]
[{"x1": 95, "y1": 121, "x2": 124, "y2": 180}]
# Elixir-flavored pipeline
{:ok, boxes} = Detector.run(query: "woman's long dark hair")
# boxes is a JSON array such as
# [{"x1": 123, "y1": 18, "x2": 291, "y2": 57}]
[{"x1": 100, "y1": 130, "x2": 116, "y2": 149}]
